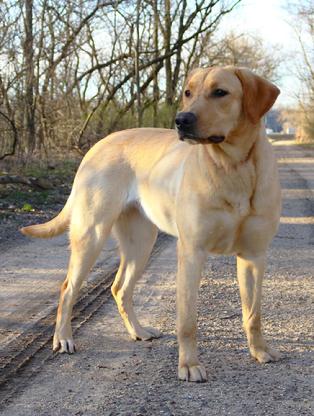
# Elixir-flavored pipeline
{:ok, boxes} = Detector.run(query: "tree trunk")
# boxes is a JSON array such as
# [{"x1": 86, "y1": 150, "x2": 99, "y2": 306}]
[
  {"x1": 23, "y1": 0, "x2": 36, "y2": 156},
  {"x1": 164, "y1": 0, "x2": 172, "y2": 108},
  {"x1": 135, "y1": 0, "x2": 142, "y2": 126},
  {"x1": 153, "y1": 0, "x2": 160, "y2": 127}
]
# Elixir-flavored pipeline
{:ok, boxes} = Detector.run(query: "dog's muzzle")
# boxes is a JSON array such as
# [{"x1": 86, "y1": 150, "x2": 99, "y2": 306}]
[
  {"x1": 175, "y1": 112, "x2": 225, "y2": 144},
  {"x1": 175, "y1": 112, "x2": 197, "y2": 139}
]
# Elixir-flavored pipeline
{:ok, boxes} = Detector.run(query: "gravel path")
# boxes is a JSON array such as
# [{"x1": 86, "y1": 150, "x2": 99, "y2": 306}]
[
  {"x1": 0, "y1": 140, "x2": 313, "y2": 415},
  {"x1": 0, "y1": 235, "x2": 119, "y2": 347}
]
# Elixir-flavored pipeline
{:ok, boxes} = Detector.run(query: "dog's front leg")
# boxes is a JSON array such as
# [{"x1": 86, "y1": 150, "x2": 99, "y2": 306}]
[
  {"x1": 176, "y1": 242, "x2": 207, "y2": 382},
  {"x1": 237, "y1": 254, "x2": 281, "y2": 363}
]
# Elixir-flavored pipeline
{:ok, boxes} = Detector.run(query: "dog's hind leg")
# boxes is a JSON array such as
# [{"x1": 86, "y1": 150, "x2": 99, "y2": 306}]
[
  {"x1": 111, "y1": 206, "x2": 160, "y2": 341},
  {"x1": 53, "y1": 209, "x2": 116, "y2": 353}
]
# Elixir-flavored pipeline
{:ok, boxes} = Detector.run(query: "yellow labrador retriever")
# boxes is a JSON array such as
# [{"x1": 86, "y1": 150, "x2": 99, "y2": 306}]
[{"x1": 21, "y1": 66, "x2": 281, "y2": 382}]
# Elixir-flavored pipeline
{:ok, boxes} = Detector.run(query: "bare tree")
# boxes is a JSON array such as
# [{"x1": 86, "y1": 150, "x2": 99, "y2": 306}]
[
  {"x1": 0, "y1": 0, "x2": 244, "y2": 160},
  {"x1": 198, "y1": 32, "x2": 282, "y2": 80},
  {"x1": 288, "y1": 0, "x2": 314, "y2": 142}
]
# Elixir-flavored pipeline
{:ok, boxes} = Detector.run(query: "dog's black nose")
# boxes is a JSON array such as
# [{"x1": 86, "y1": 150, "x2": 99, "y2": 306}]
[{"x1": 175, "y1": 112, "x2": 197, "y2": 129}]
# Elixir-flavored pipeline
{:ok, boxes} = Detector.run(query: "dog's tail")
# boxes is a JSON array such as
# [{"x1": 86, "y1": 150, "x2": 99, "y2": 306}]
[{"x1": 20, "y1": 196, "x2": 72, "y2": 239}]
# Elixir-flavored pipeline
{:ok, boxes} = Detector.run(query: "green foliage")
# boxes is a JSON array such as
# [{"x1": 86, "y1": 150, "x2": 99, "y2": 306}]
[{"x1": 21, "y1": 203, "x2": 34, "y2": 212}]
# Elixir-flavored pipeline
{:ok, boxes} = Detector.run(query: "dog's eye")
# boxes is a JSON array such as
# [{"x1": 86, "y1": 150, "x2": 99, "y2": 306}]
[
  {"x1": 212, "y1": 89, "x2": 229, "y2": 98},
  {"x1": 184, "y1": 90, "x2": 191, "y2": 97}
]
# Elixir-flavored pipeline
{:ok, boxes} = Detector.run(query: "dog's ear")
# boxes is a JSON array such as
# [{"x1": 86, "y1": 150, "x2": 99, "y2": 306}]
[{"x1": 235, "y1": 68, "x2": 280, "y2": 124}]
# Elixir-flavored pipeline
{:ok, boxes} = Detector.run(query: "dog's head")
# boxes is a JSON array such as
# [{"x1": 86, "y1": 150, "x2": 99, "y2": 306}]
[{"x1": 175, "y1": 66, "x2": 280, "y2": 145}]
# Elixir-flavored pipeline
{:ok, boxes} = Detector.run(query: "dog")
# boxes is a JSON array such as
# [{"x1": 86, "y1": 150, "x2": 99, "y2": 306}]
[{"x1": 21, "y1": 66, "x2": 281, "y2": 382}]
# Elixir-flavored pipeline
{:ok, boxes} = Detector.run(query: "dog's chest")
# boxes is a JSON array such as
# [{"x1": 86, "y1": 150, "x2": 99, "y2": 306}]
[
  {"x1": 200, "y1": 163, "x2": 256, "y2": 253},
  {"x1": 210, "y1": 161, "x2": 255, "y2": 216},
  {"x1": 222, "y1": 185, "x2": 252, "y2": 218},
  {"x1": 136, "y1": 157, "x2": 187, "y2": 236}
]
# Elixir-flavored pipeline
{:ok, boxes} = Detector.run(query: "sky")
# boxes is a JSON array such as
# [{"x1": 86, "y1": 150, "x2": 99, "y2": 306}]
[{"x1": 218, "y1": 0, "x2": 303, "y2": 107}]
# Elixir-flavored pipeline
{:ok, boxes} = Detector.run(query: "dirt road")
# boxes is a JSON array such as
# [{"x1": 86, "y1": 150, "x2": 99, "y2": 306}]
[{"x1": 0, "y1": 140, "x2": 313, "y2": 415}]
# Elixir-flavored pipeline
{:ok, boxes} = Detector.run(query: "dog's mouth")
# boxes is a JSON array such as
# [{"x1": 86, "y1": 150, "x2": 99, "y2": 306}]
[{"x1": 178, "y1": 132, "x2": 225, "y2": 145}]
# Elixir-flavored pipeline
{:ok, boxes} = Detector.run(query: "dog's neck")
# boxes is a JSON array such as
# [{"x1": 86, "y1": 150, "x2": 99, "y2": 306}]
[{"x1": 204, "y1": 119, "x2": 263, "y2": 169}]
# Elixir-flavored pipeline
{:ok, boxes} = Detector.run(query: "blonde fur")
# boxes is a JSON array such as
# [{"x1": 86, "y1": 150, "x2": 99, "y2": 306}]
[{"x1": 21, "y1": 67, "x2": 281, "y2": 382}]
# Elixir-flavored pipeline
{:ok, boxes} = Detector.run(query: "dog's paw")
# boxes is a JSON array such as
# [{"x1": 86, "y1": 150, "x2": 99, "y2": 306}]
[
  {"x1": 130, "y1": 326, "x2": 162, "y2": 341},
  {"x1": 53, "y1": 334, "x2": 76, "y2": 354},
  {"x1": 178, "y1": 364, "x2": 207, "y2": 383},
  {"x1": 142, "y1": 326, "x2": 162, "y2": 339},
  {"x1": 250, "y1": 346, "x2": 281, "y2": 363}
]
